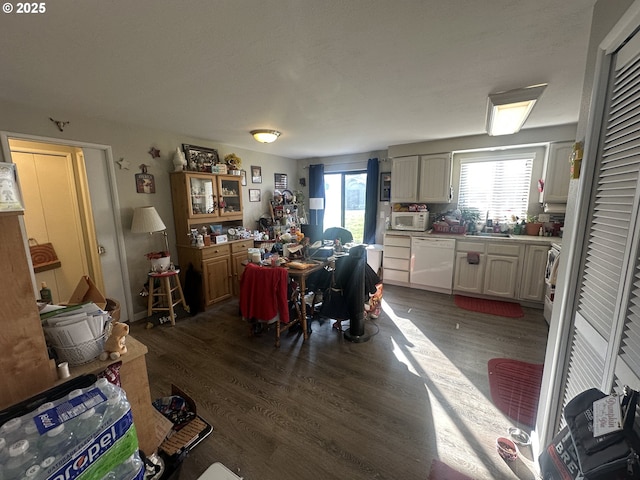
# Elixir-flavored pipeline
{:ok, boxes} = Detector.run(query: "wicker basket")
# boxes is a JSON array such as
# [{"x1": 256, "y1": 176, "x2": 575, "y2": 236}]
[
  {"x1": 53, "y1": 331, "x2": 109, "y2": 366},
  {"x1": 449, "y1": 225, "x2": 467, "y2": 234},
  {"x1": 432, "y1": 223, "x2": 450, "y2": 233}
]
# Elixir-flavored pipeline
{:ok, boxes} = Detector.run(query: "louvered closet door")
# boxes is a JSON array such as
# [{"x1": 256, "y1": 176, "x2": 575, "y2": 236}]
[{"x1": 562, "y1": 32, "x2": 640, "y2": 429}]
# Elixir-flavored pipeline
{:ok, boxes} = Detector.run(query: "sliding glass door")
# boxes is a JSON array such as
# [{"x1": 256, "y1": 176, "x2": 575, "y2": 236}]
[{"x1": 323, "y1": 171, "x2": 367, "y2": 243}]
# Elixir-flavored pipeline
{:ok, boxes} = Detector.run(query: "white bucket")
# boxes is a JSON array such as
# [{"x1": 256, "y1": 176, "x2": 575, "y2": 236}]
[{"x1": 150, "y1": 256, "x2": 171, "y2": 272}]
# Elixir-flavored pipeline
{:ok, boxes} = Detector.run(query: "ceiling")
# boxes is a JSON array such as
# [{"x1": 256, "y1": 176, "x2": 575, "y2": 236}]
[{"x1": 0, "y1": 1, "x2": 595, "y2": 160}]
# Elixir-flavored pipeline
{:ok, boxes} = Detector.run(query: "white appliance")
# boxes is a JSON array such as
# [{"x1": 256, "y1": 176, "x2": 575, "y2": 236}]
[
  {"x1": 544, "y1": 242, "x2": 561, "y2": 324},
  {"x1": 392, "y1": 211, "x2": 430, "y2": 231},
  {"x1": 410, "y1": 237, "x2": 455, "y2": 293}
]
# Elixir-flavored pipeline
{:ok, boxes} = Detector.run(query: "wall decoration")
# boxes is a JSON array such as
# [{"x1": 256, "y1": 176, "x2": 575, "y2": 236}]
[
  {"x1": 182, "y1": 144, "x2": 220, "y2": 172},
  {"x1": 249, "y1": 189, "x2": 261, "y2": 202},
  {"x1": 240, "y1": 169, "x2": 247, "y2": 186},
  {"x1": 380, "y1": 172, "x2": 391, "y2": 201},
  {"x1": 251, "y1": 166, "x2": 262, "y2": 183},
  {"x1": 0, "y1": 163, "x2": 25, "y2": 212},
  {"x1": 148, "y1": 147, "x2": 161, "y2": 159},
  {"x1": 135, "y1": 164, "x2": 156, "y2": 194},
  {"x1": 274, "y1": 173, "x2": 288, "y2": 190},
  {"x1": 116, "y1": 157, "x2": 130, "y2": 170},
  {"x1": 49, "y1": 117, "x2": 70, "y2": 132}
]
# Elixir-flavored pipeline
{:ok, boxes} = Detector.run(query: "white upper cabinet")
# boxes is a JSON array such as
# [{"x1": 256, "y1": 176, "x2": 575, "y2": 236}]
[
  {"x1": 418, "y1": 154, "x2": 453, "y2": 203},
  {"x1": 391, "y1": 153, "x2": 452, "y2": 203},
  {"x1": 539, "y1": 142, "x2": 573, "y2": 204},
  {"x1": 390, "y1": 156, "x2": 419, "y2": 203}
]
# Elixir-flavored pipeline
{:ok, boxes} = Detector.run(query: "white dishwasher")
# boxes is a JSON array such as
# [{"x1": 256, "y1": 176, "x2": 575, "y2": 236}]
[{"x1": 410, "y1": 237, "x2": 456, "y2": 294}]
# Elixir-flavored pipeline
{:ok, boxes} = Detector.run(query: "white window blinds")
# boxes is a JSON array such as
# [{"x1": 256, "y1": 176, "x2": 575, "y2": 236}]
[{"x1": 458, "y1": 153, "x2": 533, "y2": 222}]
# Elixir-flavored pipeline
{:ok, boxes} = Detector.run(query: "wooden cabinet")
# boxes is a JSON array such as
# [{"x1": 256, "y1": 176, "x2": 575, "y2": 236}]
[
  {"x1": 539, "y1": 142, "x2": 572, "y2": 204},
  {"x1": 170, "y1": 172, "x2": 243, "y2": 241},
  {"x1": 453, "y1": 241, "x2": 485, "y2": 294},
  {"x1": 391, "y1": 154, "x2": 452, "y2": 203},
  {"x1": 177, "y1": 239, "x2": 251, "y2": 310},
  {"x1": 484, "y1": 243, "x2": 522, "y2": 299},
  {"x1": 418, "y1": 154, "x2": 453, "y2": 203},
  {"x1": 454, "y1": 241, "x2": 522, "y2": 299},
  {"x1": 518, "y1": 244, "x2": 550, "y2": 302},
  {"x1": 1, "y1": 214, "x2": 57, "y2": 410},
  {"x1": 231, "y1": 240, "x2": 253, "y2": 296},
  {"x1": 390, "y1": 156, "x2": 419, "y2": 203},
  {"x1": 383, "y1": 233, "x2": 411, "y2": 285}
]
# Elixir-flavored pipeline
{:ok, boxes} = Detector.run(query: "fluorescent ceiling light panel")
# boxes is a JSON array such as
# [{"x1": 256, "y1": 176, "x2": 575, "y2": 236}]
[{"x1": 486, "y1": 84, "x2": 547, "y2": 136}]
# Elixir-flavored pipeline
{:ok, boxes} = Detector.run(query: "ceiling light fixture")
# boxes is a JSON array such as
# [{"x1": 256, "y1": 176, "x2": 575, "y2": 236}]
[
  {"x1": 486, "y1": 84, "x2": 547, "y2": 136},
  {"x1": 250, "y1": 129, "x2": 281, "y2": 143}
]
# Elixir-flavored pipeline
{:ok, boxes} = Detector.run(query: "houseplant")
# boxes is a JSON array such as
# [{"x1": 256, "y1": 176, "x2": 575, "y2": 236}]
[{"x1": 525, "y1": 214, "x2": 543, "y2": 236}]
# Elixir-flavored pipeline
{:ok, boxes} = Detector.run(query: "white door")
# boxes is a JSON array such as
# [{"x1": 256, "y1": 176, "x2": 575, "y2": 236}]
[{"x1": 83, "y1": 147, "x2": 130, "y2": 322}]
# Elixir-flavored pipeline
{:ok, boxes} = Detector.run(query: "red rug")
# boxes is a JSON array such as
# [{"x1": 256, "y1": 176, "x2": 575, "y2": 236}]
[
  {"x1": 428, "y1": 459, "x2": 474, "y2": 480},
  {"x1": 454, "y1": 295, "x2": 524, "y2": 318},
  {"x1": 488, "y1": 358, "x2": 544, "y2": 427}
]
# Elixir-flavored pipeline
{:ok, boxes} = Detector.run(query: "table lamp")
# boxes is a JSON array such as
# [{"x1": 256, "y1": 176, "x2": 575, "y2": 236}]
[{"x1": 131, "y1": 206, "x2": 169, "y2": 253}]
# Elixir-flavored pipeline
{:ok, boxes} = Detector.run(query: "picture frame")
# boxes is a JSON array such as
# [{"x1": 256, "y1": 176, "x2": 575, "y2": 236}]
[
  {"x1": 274, "y1": 173, "x2": 288, "y2": 190},
  {"x1": 249, "y1": 189, "x2": 261, "y2": 202},
  {"x1": 0, "y1": 162, "x2": 25, "y2": 213},
  {"x1": 240, "y1": 169, "x2": 247, "y2": 186},
  {"x1": 251, "y1": 166, "x2": 262, "y2": 183},
  {"x1": 135, "y1": 172, "x2": 156, "y2": 194},
  {"x1": 380, "y1": 172, "x2": 391, "y2": 201},
  {"x1": 182, "y1": 144, "x2": 220, "y2": 172}
]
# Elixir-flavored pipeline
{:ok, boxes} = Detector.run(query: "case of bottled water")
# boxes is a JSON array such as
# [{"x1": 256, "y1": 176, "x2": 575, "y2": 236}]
[{"x1": 0, "y1": 377, "x2": 143, "y2": 480}]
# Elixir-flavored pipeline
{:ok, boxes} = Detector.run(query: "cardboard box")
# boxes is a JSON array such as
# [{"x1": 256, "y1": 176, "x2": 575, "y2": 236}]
[
  {"x1": 67, "y1": 275, "x2": 107, "y2": 310},
  {"x1": 158, "y1": 385, "x2": 213, "y2": 461}
]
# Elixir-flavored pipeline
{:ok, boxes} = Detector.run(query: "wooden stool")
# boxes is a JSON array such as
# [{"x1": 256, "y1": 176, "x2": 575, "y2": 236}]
[{"x1": 147, "y1": 269, "x2": 187, "y2": 326}]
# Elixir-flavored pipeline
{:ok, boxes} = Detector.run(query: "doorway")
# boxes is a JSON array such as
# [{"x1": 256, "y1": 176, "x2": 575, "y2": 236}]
[{"x1": 0, "y1": 133, "x2": 132, "y2": 322}]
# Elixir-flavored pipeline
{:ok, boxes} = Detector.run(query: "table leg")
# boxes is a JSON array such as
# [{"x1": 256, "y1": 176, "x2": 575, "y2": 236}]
[{"x1": 300, "y1": 276, "x2": 308, "y2": 341}]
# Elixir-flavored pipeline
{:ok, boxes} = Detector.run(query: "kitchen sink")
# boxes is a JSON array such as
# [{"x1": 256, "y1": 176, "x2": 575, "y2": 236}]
[{"x1": 465, "y1": 232, "x2": 512, "y2": 238}]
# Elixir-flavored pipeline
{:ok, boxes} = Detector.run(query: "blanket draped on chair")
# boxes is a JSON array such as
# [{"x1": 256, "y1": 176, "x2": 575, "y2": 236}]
[{"x1": 239, "y1": 263, "x2": 290, "y2": 323}]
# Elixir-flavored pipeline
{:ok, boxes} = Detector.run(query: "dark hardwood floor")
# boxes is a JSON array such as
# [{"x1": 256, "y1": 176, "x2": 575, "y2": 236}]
[{"x1": 130, "y1": 285, "x2": 549, "y2": 480}]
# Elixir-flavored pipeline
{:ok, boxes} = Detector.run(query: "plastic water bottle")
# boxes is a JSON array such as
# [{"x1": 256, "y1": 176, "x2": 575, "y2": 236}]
[
  {"x1": 4, "y1": 440, "x2": 39, "y2": 479},
  {"x1": 0, "y1": 418, "x2": 23, "y2": 446},
  {"x1": 100, "y1": 389, "x2": 130, "y2": 430},
  {"x1": 0, "y1": 437, "x2": 9, "y2": 464},
  {"x1": 39, "y1": 424, "x2": 73, "y2": 462},
  {"x1": 71, "y1": 407, "x2": 103, "y2": 448},
  {"x1": 99, "y1": 452, "x2": 143, "y2": 480}
]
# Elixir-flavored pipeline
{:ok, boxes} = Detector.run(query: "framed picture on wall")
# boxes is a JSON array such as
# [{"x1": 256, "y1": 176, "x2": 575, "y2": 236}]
[
  {"x1": 0, "y1": 163, "x2": 25, "y2": 212},
  {"x1": 249, "y1": 189, "x2": 261, "y2": 202},
  {"x1": 380, "y1": 172, "x2": 391, "y2": 201},
  {"x1": 251, "y1": 166, "x2": 262, "y2": 183},
  {"x1": 274, "y1": 173, "x2": 288, "y2": 190}
]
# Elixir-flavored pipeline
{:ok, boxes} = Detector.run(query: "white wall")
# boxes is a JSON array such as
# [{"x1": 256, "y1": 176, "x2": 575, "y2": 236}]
[{"x1": 0, "y1": 98, "x2": 297, "y2": 318}]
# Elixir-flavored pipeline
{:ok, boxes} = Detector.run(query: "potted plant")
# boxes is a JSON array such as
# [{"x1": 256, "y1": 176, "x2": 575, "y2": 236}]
[{"x1": 525, "y1": 214, "x2": 543, "y2": 236}]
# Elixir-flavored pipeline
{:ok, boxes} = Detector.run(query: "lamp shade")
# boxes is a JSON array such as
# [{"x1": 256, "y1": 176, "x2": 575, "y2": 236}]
[
  {"x1": 131, "y1": 206, "x2": 166, "y2": 233},
  {"x1": 486, "y1": 84, "x2": 547, "y2": 136},
  {"x1": 250, "y1": 129, "x2": 281, "y2": 143}
]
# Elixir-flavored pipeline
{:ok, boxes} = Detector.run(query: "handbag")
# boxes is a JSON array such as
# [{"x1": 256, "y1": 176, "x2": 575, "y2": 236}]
[
  {"x1": 563, "y1": 387, "x2": 640, "y2": 480},
  {"x1": 28, "y1": 238, "x2": 61, "y2": 273}
]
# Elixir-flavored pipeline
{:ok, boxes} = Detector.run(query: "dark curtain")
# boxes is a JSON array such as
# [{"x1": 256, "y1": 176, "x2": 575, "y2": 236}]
[
  {"x1": 363, "y1": 158, "x2": 379, "y2": 244},
  {"x1": 308, "y1": 164, "x2": 325, "y2": 233}
]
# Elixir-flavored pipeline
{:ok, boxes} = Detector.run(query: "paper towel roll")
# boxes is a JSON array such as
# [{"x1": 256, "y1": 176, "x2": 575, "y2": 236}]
[{"x1": 543, "y1": 203, "x2": 566, "y2": 214}]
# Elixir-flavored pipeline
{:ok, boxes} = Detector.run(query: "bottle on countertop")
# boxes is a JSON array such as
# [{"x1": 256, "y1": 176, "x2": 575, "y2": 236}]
[{"x1": 39, "y1": 282, "x2": 52, "y2": 304}]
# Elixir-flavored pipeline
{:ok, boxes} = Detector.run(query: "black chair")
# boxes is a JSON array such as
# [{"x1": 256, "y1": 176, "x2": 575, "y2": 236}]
[{"x1": 322, "y1": 226, "x2": 353, "y2": 245}]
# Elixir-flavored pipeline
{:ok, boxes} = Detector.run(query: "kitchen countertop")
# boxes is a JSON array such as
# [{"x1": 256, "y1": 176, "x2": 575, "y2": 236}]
[{"x1": 385, "y1": 229, "x2": 562, "y2": 246}]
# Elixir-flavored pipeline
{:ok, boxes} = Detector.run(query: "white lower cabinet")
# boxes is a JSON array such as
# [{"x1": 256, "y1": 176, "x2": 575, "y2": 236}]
[
  {"x1": 453, "y1": 251, "x2": 485, "y2": 294},
  {"x1": 454, "y1": 241, "x2": 524, "y2": 300},
  {"x1": 383, "y1": 234, "x2": 411, "y2": 285},
  {"x1": 518, "y1": 244, "x2": 550, "y2": 302}
]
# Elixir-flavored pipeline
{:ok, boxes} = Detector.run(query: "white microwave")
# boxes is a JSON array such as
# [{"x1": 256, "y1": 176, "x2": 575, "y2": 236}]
[{"x1": 391, "y1": 211, "x2": 430, "y2": 231}]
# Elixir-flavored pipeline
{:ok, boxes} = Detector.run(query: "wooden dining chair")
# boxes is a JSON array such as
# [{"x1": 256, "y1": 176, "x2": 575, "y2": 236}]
[{"x1": 239, "y1": 263, "x2": 295, "y2": 347}]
